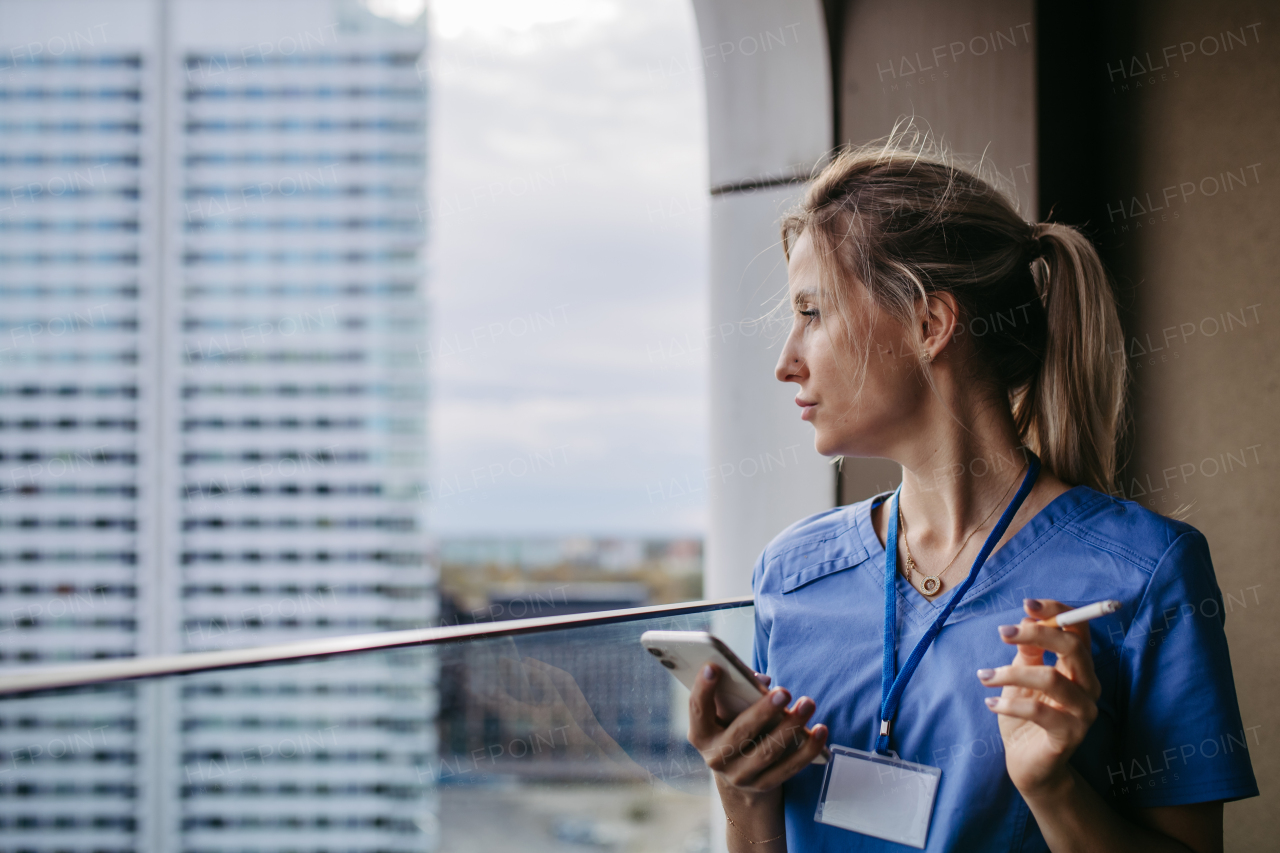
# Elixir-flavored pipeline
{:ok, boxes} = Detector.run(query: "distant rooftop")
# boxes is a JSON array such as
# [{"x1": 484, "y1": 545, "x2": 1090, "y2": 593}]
[{"x1": 437, "y1": 535, "x2": 702, "y2": 574}]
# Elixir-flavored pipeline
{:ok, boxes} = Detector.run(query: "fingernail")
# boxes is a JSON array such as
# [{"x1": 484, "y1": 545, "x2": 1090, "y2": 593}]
[
  {"x1": 1024, "y1": 598, "x2": 1043, "y2": 612},
  {"x1": 796, "y1": 696, "x2": 813, "y2": 712},
  {"x1": 703, "y1": 665, "x2": 716, "y2": 680},
  {"x1": 976, "y1": 668, "x2": 994, "y2": 681},
  {"x1": 771, "y1": 689, "x2": 790, "y2": 707},
  {"x1": 998, "y1": 625, "x2": 1019, "y2": 638},
  {"x1": 984, "y1": 697, "x2": 999, "y2": 708}
]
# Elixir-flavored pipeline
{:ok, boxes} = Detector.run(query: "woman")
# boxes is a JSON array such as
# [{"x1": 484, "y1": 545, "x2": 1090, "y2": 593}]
[{"x1": 687, "y1": 135, "x2": 1257, "y2": 852}]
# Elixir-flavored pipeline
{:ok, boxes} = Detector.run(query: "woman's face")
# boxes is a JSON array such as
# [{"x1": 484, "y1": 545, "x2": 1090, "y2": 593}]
[{"x1": 775, "y1": 229, "x2": 924, "y2": 458}]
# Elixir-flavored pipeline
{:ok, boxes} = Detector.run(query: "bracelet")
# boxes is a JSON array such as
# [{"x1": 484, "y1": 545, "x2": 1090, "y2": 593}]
[{"x1": 725, "y1": 815, "x2": 784, "y2": 846}]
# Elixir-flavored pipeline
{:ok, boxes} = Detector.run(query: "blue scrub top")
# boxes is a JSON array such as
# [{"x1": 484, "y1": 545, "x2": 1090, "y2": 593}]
[{"x1": 752, "y1": 485, "x2": 1258, "y2": 852}]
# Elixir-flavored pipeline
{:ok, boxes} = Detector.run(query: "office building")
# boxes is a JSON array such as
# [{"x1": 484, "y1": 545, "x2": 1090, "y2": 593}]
[{"x1": 0, "y1": 0, "x2": 435, "y2": 849}]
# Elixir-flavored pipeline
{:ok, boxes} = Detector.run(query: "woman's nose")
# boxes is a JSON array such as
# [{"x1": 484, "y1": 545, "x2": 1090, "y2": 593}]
[{"x1": 776, "y1": 342, "x2": 802, "y2": 382}]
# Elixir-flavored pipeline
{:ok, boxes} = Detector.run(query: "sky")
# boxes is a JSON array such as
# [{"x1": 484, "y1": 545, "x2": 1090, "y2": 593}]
[{"x1": 420, "y1": 0, "x2": 712, "y2": 536}]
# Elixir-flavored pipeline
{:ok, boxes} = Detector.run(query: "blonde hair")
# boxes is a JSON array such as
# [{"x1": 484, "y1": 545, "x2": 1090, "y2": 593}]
[{"x1": 781, "y1": 128, "x2": 1128, "y2": 494}]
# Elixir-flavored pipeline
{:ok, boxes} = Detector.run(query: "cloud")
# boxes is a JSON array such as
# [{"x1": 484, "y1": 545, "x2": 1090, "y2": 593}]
[
  {"x1": 431, "y1": 0, "x2": 621, "y2": 41},
  {"x1": 426, "y1": 0, "x2": 711, "y2": 534}
]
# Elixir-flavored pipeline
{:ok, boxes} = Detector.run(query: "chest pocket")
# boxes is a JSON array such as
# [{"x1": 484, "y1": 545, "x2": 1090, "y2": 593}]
[{"x1": 779, "y1": 545, "x2": 868, "y2": 593}]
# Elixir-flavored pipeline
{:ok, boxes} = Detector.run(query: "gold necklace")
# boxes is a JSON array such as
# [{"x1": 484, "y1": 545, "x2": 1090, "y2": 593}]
[{"x1": 897, "y1": 465, "x2": 1026, "y2": 597}]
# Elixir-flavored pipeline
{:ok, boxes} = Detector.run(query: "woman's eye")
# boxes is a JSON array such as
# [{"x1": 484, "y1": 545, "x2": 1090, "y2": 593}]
[{"x1": 799, "y1": 309, "x2": 818, "y2": 321}]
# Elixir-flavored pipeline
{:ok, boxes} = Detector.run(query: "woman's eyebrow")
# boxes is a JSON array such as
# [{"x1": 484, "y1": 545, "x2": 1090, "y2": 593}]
[{"x1": 791, "y1": 288, "x2": 817, "y2": 307}]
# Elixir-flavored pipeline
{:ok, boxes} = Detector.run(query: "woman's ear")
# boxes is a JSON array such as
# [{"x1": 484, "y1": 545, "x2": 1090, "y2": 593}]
[{"x1": 920, "y1": 291, "x2": 961, "y2": 359}]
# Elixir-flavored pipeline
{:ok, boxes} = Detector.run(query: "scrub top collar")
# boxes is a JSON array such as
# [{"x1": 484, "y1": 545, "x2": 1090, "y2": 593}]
[{"x1": 855, "y1": 483, "x2": 1102, "y2": 629}]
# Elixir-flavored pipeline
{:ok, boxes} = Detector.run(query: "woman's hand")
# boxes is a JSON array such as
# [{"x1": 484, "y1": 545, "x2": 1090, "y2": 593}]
[
  {"x1": 687, "y1": 664, "x2": 828, "y2": 796},
  {"x1": 978, "y1": 598, "x2": 1101, "y2": 798}
]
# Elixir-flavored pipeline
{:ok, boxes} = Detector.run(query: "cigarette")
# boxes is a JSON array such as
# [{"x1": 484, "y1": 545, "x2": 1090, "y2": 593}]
[{"x1": 1037, "y1": 599, "x2": 1121, "y2": 628}]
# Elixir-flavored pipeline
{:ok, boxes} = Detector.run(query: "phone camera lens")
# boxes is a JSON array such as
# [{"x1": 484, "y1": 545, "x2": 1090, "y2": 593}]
[
  {"x1": 661, "y1": 659, "x2": 676, "y2": 669},
  {"x1": 646, "y1": 647, "x2": 664, "y2": 657}
]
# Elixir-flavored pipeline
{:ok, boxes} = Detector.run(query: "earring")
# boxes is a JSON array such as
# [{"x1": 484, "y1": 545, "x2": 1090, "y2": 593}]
[{"x1": 919, "y1": 351, "x2": 932, "y2": 363}]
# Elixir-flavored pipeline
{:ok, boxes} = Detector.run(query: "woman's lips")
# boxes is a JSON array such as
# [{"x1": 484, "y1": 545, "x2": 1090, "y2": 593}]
[{"x1": 796, "y1": 397, "x2": 816, "y2": 421}]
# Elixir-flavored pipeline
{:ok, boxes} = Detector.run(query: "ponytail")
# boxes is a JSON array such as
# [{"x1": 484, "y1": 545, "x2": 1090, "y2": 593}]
[{"x1": 1016, "y1": 224, "x2": 1128, "y2": 494}]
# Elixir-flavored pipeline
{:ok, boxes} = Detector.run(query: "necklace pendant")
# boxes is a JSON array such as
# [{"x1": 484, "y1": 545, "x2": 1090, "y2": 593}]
[{"x1": 920, "y1": 575, "x2": 942, "y2": 596}]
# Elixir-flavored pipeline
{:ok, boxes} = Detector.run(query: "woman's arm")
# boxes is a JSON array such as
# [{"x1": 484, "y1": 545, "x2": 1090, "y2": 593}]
[
  {"x1": 687, "y1": 664, "x2": 829, "y2": 852},
  {"x1": 1021, "y1": 769, "x2": 1222, "y2": 853},
  {"x1": 715, "y1": 782, "x2": 786, "y2": 853},
  {"x1": 980, "y1": 599, "x2": 1222, "y2": 853}
]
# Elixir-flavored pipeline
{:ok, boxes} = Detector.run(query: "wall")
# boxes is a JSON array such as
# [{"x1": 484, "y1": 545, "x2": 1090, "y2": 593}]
[{"x1": 1086, "y1": 3, "x2": 1279, "y2": 847}]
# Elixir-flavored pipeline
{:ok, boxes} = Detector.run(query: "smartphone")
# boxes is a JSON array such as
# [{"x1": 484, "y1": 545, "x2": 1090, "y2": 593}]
[{"x1": 640, "y1": 630, "x2": 828, "y2": 764}]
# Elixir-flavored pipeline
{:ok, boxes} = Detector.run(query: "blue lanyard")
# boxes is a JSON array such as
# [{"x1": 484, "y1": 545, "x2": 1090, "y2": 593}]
[{"x1": 876, "y1": 452, "x2": 1041, "y2": 755}]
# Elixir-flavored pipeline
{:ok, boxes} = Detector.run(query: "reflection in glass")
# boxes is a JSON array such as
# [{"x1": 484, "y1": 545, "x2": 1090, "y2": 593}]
[{"x1": 0, "y1": 603, "x2": 753, "y2": 852}]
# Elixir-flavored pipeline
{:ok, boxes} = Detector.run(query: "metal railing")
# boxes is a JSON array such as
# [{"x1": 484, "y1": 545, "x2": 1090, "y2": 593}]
[{"x1": 0, "y1": 595, "x2": 753, "y2": 695}]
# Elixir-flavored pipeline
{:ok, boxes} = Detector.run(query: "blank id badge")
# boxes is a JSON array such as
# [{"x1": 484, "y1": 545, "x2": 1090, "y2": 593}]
[{"x1": 814, "y1": 745, "x2": 941, "y2": 848}]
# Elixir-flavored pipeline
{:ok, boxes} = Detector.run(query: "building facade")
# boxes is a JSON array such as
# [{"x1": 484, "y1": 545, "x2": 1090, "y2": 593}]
[{"x1": 0, "y1": 0, "x2": 435, "y2": 850}]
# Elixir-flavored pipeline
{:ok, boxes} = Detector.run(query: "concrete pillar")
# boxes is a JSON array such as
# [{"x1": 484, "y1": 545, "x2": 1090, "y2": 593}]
[{"x1": 690, "y1": 0, "x2": 836, "y2": 602}]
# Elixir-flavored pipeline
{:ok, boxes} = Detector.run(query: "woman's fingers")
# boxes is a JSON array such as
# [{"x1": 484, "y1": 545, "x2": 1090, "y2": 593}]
[
  {"x1": 688, "y1": 666, "x2": 824, "y2": 792},
  {"x1": 722, "y1": 698, "x2": 820, "y2": 787},
  {"x1": 733, "y1": 697, "x2": 815, "y2": 767},
  {"x1": 1000, "y1": 620, "x2": 1083, "y2": 656},
  {"x1": 687, "y1": 664, "x2": 726, "y2": 745},
  {"x1": 984, "y1": 693, "x2": 1088, "y2": 745},
  {"x1": 977, "y1": 665, "x2": 1096, "y2": 722},
  {"x1": 715, "y1": 688, "x2": 795, "y2": 763},
  {"x1": 1022, "y1": 597, "x2": 1070, "y2": 620},
  {"x1": 748, "y1": 723, "x2": 829, "y2": 791},
  {"x1": 689, "y1": 665, "x2": 791, "y2": 759},
  {"x1": 1059, "y1": 622, "x2": 1102, "y2": 699},
  {"x1": 984, "y1": 599, "x2": 1102, "y2": 739},
  {"x1": 998, "y1": 614, "x2": 1101, "y2": 698}
]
